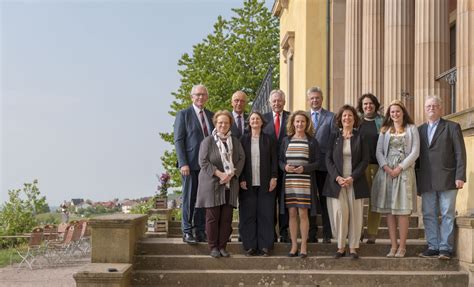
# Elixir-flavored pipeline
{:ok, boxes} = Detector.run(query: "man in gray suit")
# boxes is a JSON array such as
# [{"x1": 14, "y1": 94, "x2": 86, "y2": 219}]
[
  {"x1": 174, "y1": 84, "x2": 215, "y2": 244},
  {"x1": 307, "y1": 86, "x2": 334, "y2": 243},
  {"x1": 230, "y1": 90, "x2": 248, "y2": 139},
  {"x1": 417, "y1": 95, "x2": 466, "y2": 260}
]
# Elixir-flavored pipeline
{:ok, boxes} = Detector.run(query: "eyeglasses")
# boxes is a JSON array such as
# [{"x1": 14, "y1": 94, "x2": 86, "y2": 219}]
[
  {"x1": 192, "y1": 93, "x2": 208, "y2": 97},
  {"x1": 425, "y1": 104, "x2": 440, "y2": 110}
]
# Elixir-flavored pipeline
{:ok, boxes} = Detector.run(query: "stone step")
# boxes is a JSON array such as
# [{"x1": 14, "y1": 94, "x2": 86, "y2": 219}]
[
  {"x1": 131, "y1": 269, "x2": 468, "y2": 287},
  {"x1": 167, "y1": 215, "x2": 420, "y2": 228},
  {"x1": 136, "y1": 238, "x2": 428, "y2": 257},
  {"x1": 134, "y1": 255, "x2": 460, "y2": 271},
  {"x1": 165, "y1": 226, "x2": 425, "y2": 239}
]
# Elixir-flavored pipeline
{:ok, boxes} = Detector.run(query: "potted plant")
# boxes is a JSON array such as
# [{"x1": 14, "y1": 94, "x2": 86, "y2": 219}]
[
  {"x1": 155, "y1": 172, "x2": 170, "y2": 209},
  {"x1": 147, "y1": 214, "x2": 167, "y2": 232}
]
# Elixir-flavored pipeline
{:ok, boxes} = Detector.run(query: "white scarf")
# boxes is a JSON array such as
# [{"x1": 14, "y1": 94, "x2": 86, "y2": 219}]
[{"x1": 212, "y1": 128, "x2": 234, "y2": 188}]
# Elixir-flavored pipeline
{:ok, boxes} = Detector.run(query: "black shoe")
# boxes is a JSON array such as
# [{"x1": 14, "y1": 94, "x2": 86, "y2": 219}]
[
  {"x1": 219, "y1": 248, "x2": 230, "y2": 257},
  {"x1": 210, "y1": 248, "x2": 221, "y2": 258},
  {"x1": 307, "y1": 238, "x2": 318, "y2": 243},
  {"x1": 439, "y1": 250, "x2": 452, "y2": 260},
  {"x1": 299, "y1": 253, "x2": 307, "y2": 258},
  {"x1": 280, "y1": 236, "x2": 290, "y2": 243},
  {"x1": 195, "y1": 232, "x2": 207, "y2": 243},
  {"x1": 245, "y1": 248, "x2": 258, "y2": 256},
  {"x1": 183, "y1": 233, "x2": 198, "y2": 244},
  {"x1": 323, "y1": 237, "x2": 331, "y2": 244},
  {"x1": 261, "y1": 248, "x2": 271, "y2": 257},
  {"x1": 419, "y1": 249, "x2": 439, "y2": 258},
  {"x1": 288, "y1": 251, "x2": 299, "y2": 257},
  {"x1": 349, "y1": 252, "x2": 359, "y2": 259},
  {"x1": 334, "y1": 251, "x2": 346, "y2": 259}
]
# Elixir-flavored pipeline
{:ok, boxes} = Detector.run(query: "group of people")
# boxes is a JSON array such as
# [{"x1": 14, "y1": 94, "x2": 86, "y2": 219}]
[{"x1": 174, "y1": 84, "x2": 467, "y2": 260}]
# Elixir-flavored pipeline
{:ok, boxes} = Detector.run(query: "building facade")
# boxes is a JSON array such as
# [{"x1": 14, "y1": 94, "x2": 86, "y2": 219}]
[{"x1": 273, "y1": 0, "x2": 474, "y2": 273}]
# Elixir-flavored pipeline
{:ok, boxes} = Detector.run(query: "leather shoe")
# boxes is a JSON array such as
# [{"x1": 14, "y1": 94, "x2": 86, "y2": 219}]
[
  {"x1": 334, "y1": 251, "x2": 346, "y2": 259},
  {"x1": 183, "y1": 233, "x2": 198, "y2": 244},
  {"x1": 210, "y1": 248, "x2": 221, "y2": 258},
  {"x1": 323, "y1": 237, "x2": 331, "y2": 244},
  {"x1": 245, "y1": 248, "x2": 257, "y2": 256},
  {"x1": 299, "y1": 253, "x2": 307, "y2": 258},
  {"x1": 261, "y1": 248, "x2": 271, "y2": 257},
  {"x1": 349, "y1": 252, "x2": 359, "y2": 259},
  {"x1": 280, "y1": 236, "x2": 290, "y2": 243},
  {"x1": 196, "y1": 232, "x2": 207, "y2": 243},
  {"x1": 288, "y1": 251, "x2": 299, "y2": 257},
  {"x1": 307, "y1": 238, "x2": 318, "y2": 243},
  {"x1": 219, "y1": 248, "x2": 230, "y2": 257}
]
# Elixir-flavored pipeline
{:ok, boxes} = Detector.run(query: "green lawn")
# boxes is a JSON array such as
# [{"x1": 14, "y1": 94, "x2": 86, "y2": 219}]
[{"x1": 0, "y1": 247, "x2": 21, "y2": 268}]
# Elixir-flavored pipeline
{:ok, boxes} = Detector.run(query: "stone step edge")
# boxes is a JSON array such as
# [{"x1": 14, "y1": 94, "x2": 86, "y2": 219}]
[
  {"x1": 134, "y1": 254, "x2": 455, "y2": 259},
  {"x1": 133, "y1": 269, "x2": 467, "y2": 275},
  {"x1": 138, "y1": 238, "x2": 427, "y2": 245}
]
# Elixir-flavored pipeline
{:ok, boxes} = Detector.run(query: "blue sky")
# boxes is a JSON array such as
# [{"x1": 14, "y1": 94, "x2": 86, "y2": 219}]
[{"x1": 1, "y1": 0, "x2": 273, "y2": 205}]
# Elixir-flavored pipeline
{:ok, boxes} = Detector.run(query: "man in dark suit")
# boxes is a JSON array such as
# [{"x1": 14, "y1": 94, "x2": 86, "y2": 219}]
[
  {"x1": 262, "y1": 89, "x2": 291, "y2": 243},
  {"x1": 231, "y1": 90, "x2": 248, "y2": 139},
  {"x1": 174, "y1": 84, "x2": 215, "y2": 244},
  {"x1": 307, "y1": 86, "x2": 334, "y2": 243},
  {"x1": 417, "y1": 95, "x2": 466, "y2": 260}
]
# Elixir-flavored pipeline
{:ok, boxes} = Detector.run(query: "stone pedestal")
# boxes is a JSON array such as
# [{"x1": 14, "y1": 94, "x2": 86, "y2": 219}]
[
  {"x1": 89, "y1": 214, "x2": 147, "y2": 263},
  {"x1": 74, "y1": 263, "x2": 132, "y2": 287}
]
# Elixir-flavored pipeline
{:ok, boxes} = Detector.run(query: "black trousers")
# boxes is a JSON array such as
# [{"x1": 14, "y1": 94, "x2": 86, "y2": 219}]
[
  {"x1": 275, "y1": 173, "x2": 289, "y2": 238},
  {"x1": 309, "y1": 170, "x2": 332, "y2": 240},
  {"x1": 181, "y1": 171, "x2": 205, "y2": 235},
  {"x1": 239, "y1": 186, "x2": 276, "y2": 250}
]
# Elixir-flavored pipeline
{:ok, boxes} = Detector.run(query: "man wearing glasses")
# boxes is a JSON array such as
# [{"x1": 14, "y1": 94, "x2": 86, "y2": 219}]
[
  {"x1": 417, "y1": 95, "x2": 466, "y2": 260},
  {"x1": 174, "y1": 84, "x2": 215, "y2": 244}
]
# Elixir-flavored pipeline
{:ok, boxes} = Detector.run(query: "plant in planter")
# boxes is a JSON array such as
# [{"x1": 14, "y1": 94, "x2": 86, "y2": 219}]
[
  {"x1": 147, "y1": 214, "x2": 167, "y2": 232},
  {"x1": 155, "y1": 172, "x2": 171, "y2": 209}
]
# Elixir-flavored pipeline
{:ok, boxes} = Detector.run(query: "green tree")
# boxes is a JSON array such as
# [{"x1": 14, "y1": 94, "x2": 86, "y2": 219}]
[
  {"x1": 0, "y1": 179, "x2": 48, "y2": 235},
  {"x1": 160, "y1": 0, "x2": 279, "y2": 188}
]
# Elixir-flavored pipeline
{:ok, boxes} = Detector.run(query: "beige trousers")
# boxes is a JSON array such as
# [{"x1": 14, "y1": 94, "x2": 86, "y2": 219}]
[{"x1": 327, "y1": 187, "x2": 363, "y2": 249}]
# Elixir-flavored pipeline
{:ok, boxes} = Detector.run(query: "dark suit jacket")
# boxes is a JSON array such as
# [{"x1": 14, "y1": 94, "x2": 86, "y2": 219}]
[
  {"x1": 262, "y1": 110, "x2": 291, "y2": 151},
  {"x1": 416, "y1": 118, "x2": 466, "y2": 194},
  {"x1": 311, "y1": 108, "x2": 336, "y2": 171},
  {"x1": 239, "y1": 132, "x2": 278, "y2": 192},
  {"x1": 278, "y1": 135, "x2": 320, "y2": 216},
  {"x1": 323, "y1": 130, "x2": 370, "y2": 199},
  {"x1": 174, "y1": 105, "x2": 215, "y2": 171},
  {"x1": 231, "y1": 112, "x2": 248, "y2": 139}
]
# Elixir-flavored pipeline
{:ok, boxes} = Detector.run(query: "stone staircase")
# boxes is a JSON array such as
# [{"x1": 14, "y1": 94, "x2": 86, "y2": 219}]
[{"x1": 132, "y1": 213, "x2": 469, "y2": 286}]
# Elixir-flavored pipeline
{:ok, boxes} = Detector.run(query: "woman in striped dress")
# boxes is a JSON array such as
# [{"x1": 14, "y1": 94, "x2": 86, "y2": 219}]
[{"x1": 279, "y1": 111, "x2": 319, "y2": 258}]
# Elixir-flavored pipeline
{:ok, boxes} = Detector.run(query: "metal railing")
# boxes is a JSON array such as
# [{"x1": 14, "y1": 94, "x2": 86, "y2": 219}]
[
  {"x1": 435, "y1": 67, "x2": 457, "y2": 114},
  {"x1": 251, "y1": 66, "x2": 273, "y2": 114}
]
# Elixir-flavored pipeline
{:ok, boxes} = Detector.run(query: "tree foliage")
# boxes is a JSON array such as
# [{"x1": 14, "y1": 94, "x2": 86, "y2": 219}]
[
  {"x1": 0, "y1": 179, "x2": 49, "y2": 236},
  {"x1": 160, "y1": 0, "x2": 280, "y2": 188}
]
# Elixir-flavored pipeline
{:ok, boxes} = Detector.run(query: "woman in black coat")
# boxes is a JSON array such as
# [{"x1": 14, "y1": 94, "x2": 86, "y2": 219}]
[
  {"x1": 239, "y1": 111, "x2": 278, "y2": 256},
  {"x1": 323, "y1": 105, "x2": 369, "y2": 259}
]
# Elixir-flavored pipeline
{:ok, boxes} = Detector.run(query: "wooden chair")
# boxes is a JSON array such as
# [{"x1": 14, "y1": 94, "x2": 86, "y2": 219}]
[{"x1": 15, "y1": 227, "x2": 44, "y2": 270}]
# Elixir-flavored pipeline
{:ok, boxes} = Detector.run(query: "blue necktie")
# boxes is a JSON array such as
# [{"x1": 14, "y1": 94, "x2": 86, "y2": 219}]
[
  {"x1": 313, "y1": 112, "x2": 319, "y2": 129},
  {"x1": 428, "y1": 124, "x2": 435, "y2": 145}
]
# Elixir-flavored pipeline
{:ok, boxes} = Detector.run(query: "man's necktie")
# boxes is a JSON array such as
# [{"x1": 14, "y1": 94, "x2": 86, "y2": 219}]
[
  {"x1": 237, "y1": 115, "x2": 243, "y2": 135},
  {"x1": 428, "y1": 124, "x2": 434, "y2": 145},
  {"x1": 313, "y1": 112, "x2": 319, "y2": 129},
  {"x1": 275, "y1": 112, "x2": 280, "y2": 139},
  {"x1": 200, "y1": 110, "x2": 209, "y2": 137}
]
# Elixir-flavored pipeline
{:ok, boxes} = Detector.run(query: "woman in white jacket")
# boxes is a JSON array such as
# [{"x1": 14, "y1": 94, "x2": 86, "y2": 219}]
[{"x1": 371, "y1": 100, "x2": 420, "y2": 258}]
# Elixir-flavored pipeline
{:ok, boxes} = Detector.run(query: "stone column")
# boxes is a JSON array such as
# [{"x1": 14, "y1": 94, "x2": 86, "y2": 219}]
[
  {"x1": 344, "y1": 0, "x2": 363, "y2": 106},
  {"x1": 456, "y1": 0, "x2": 474, "y2": 111},
  {"x1": 362, "y1": 0, "x2": 384, "y2": 103},
  {"x1": 414, "y1": 0, "x2": 449, "y2": 124},
  {"x1": 384, "y1": 0, "x2": 415, "y2": 115}
]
